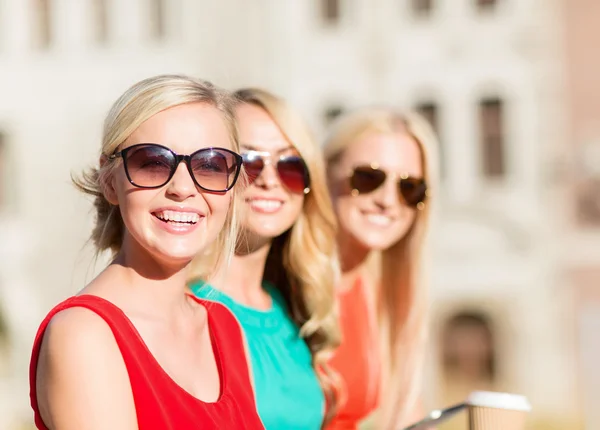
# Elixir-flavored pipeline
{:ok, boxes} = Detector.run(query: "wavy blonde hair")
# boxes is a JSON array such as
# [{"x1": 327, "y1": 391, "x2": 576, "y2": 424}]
[
  {"x1": 323, "y1": 107, "x2": 439, "y2": 428},
  {"x1": 74, "y1": 74, "x2": 242, "y2": 277},
  {"x1": 234, "y1": 88, "x2": 341, "y2": 422}
]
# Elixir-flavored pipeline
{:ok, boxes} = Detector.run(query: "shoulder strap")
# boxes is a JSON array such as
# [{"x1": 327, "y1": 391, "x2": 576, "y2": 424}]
[{"x1": 189, "y1": 296, "x2": 253, "y2": 393}]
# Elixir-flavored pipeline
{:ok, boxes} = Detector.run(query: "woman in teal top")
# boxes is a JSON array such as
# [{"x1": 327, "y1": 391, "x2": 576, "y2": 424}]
[
  {"x1": 189, "y1": 88, "x2": 340, "y2": 429},
  {"x1": 192, "y1": 282, "x2": 323, "y2": 429}
]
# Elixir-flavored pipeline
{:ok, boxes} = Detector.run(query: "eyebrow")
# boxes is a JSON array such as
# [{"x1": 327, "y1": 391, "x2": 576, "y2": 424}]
[{"x1": 240, "y1": 143, "x2": 295, "y2": 154}]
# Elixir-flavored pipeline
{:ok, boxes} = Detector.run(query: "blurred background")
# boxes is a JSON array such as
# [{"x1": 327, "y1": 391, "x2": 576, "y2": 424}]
[{"x1": 0, "y1": 0, "x2": 598, "y2": 429}]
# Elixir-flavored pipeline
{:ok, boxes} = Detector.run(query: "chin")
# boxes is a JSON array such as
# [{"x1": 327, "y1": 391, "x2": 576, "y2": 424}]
[
  {"x1": 155, "y1": 249, "x2": 197, "y2": 265},
  {"x1": 247, "y1": 221, "x2": 292, "y2": 240},
  {"x1": 148, "y1": 240, "x2": 203, "y2": 264},
  {"x1": 259, "y1": 228, "x2": 290, "y2": 239},
  {"x1": 354, "y1": 233, "x2": 398, "y2": 252}
]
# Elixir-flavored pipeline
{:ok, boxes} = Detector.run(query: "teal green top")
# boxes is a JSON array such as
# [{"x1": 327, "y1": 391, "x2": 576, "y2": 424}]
[{"x1": 190, "y1": 282, "x2": 324, "y2": 430}]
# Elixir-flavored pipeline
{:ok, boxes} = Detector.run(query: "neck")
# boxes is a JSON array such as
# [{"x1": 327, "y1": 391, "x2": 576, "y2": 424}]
[
  {"x1": 210, "y1": 233, "x2": 272, "y2": 309},
  {"x1": 109, "y1": 236, "x2": 195, "y2": 321},
  {"x1": 337, "y1": 230, "x2": 371, "y2": 291}
]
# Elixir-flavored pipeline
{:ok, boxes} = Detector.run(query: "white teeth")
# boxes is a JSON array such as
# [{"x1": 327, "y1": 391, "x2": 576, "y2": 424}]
[
  {"x1": 365, "y1": 214, "x2": 392, "y2": 226},
  {"x1": 250, "y1": 200, "x2": 283, "y2": 210},
  {"x1": 155, "y1": 210, "x2": 200, "y2": 224}
]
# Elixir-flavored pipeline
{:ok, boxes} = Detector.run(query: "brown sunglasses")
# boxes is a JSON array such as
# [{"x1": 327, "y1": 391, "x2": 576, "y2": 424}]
[{"x1": 349, "y1": 164, "x2": 428, "y2": 209}]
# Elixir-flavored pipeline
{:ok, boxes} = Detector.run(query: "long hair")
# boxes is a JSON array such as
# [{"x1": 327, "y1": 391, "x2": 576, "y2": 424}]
[
  {"x1": 323, "y1": 107, "x2": 439, "y2": 428},
  {"x1": 235, "y1": 88, "x2": 341, "y2": 423},
  {"x1": 73, "y1": 74, "x2": 242, "y2": 278}
]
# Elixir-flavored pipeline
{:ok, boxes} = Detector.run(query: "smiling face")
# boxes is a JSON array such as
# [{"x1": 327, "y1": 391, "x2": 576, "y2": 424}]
[
  {"x1": 328, "y1": 130, "x2": 424, "y2": 251},
  {"x1": 236, "y1": 103, "x2": 305, "y2": 244},
  {"x1": 104, "y1": 102, "x2": 235, "y2": 266}
]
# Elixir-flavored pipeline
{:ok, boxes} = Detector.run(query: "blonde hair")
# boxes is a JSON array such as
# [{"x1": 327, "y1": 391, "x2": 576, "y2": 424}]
[
  {"x1": 74, "y1": 74, "x2": 242, "y2": 277},
  {"x1": 235, "y1": 88, "x2": 341, "y2": 422},
  {"x1": 323, "y1": 107, "x2": 439, "y2": 428}
]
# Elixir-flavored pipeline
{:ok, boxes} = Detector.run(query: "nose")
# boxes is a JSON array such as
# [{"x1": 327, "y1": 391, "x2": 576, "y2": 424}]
[
  {"x1": 253, "y1": 162, "x2": 280, "y2": 190},
  {"x1": 373, "y1": 176, "x2": 398, "y2": 209},
  {"x1": 165, "y1": 161, "x2": 197, "y2": 200}
]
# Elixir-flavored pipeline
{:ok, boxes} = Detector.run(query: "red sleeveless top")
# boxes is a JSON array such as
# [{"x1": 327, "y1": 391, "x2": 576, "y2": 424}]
[
  {"x1": 29, "y1": 294, "x2": 264, "y2": 430},
  {"x1": 326, "y1": 278, "x2": 380, "y2": 429}
]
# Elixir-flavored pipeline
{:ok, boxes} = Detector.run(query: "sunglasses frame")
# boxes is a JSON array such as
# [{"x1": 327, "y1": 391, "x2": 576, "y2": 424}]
[
  {"x1": 109, "y1": 143, "x2": 243, "y2": 192},
  {"x1": 349, "y1": 163, "x2": 429, "y2": 210},
  {"x1": 242, "y1": 150, "x2": 311, "y2": 194}
]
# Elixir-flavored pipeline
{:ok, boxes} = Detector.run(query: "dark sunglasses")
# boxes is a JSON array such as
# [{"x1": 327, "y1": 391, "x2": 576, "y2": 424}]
[
  {"x1": 242, "y1": 150, "x2": 311, "y2": 194},
  {"x1": 349, "y1": 164, "x2": 428, "y2": 209},
  {"x1": 109, "y1": 143, "x2": 243, "y2": 192}
]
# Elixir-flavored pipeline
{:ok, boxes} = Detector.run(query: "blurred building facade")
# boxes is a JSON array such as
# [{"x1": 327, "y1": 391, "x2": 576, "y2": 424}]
[
  {"x1": 561, "y1": 1, "x2": 600, "y2": 429},
  {"x1": 0, "y1": 0, "x2": 598, "y2": 429}
]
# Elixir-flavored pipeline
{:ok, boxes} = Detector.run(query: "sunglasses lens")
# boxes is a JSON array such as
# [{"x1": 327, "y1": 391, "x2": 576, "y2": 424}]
[
  {"x1": 350, "y1": 166, "x2": 386, "y2": 194},
  {"x1": 191, "y1": 149, "x2": 241, "y2": 192},
  {"x1": 124, "y1": 145, "x2": 174, "y2": 187},
  {"x1": 277, "y1": 156, "x2": 310, "y2": 194},
  {"x1": 242, "y1": 153, "x2": 265, "y2": 184},
  {"x1": 400, "y1": 177, "x2": 427, "y2": 207}
]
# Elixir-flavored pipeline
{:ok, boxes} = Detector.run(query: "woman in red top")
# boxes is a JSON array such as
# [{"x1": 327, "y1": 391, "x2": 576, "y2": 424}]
[
  {"x1": 29, "y1": 74, "x2": 264, "y2": 430},
  {"x1": 323, "y1": 107, "x2": 439, "y2": 429}
]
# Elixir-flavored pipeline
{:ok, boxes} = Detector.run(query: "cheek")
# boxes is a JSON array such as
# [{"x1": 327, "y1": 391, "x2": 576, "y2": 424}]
[
  {"x1": 116, "y1": 185, "x2": 151, "y2": 220},
  {"x1": 333, "y1": 195, "x2": 359, "y2": 224},
  {"x1": 206, "y1": 194, "x2": 232, "y2": 221},
  {"x1": 116, "y1": 188, "x2": 156, "y2": 249},
  {"x1": 389, "y1": 212, "x2": 417, "y2": 239},
  {"x1": 286, "y1": 194, "x2": 304, "y2": 223}
]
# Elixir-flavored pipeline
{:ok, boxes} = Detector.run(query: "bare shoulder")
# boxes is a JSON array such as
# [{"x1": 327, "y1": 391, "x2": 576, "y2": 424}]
[
  {"x1": 39, "y1": 306, "x2": 126, "y2": 374},
  {"x1": 44, "y1": 305, "x2": 116, "y2": 345},
  {"x1": 36, "y1": 307, "x2": 137, "y2": 430}
]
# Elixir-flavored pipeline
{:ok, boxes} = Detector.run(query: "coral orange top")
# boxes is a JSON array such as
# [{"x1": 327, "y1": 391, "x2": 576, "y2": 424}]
[{"x1": 327, "y1": 278, "x2": 380, "y2": 430}]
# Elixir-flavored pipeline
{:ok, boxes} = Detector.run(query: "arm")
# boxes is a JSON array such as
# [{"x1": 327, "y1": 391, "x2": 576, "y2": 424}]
[{"x1": 35, "y1": 308, "x2": 137, "y2": 430}]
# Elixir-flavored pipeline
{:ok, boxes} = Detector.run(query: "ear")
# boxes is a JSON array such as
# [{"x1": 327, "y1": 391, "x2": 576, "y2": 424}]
[{"x1": 99, "y1": 154, "x2": 119, "y2": 206}]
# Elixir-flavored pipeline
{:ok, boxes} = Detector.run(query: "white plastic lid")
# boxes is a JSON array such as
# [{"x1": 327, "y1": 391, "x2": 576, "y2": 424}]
[{"x1": 466, "y1": 391, "x2": 532, "y2": 411}]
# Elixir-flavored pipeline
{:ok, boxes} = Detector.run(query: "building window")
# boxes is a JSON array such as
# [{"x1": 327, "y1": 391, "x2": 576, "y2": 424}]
[
  {"x1": 324, "y1": 105, "x2": 344, "y2": 126},
  {"x1": 476, "y1": 0, "x2": 497, "y2": 11},
  {"x1": 149, "y1": 0, "x2": 166, "y2": 40},
  {"x1": 412, "y1": 0, "x2": 434, "y2": 17},
  {"x1": 33, "y1": 0, "x2": 52, "y2": 50},
  {"x1": 479, "y1": 97, "x2": 505, "y2": 178},
  {"x1": 322, "y1": 0, "x2": 340, "y2": 24},
  {"x1": 415, "y1": 101, "x2": 439, "y2": 134},
  {"x1": 441, "y1": 311, "x2": 497, "y2": 403},
  {"x1": 415, "y1": 101, "x2": 443, "y2": 175},
  {"x1": 92, "y1": 0, "x2": 109, "y2": 44},
  {"x1": 576, "y1": 179, "x2": 600, "y2": 226},
  {"x1": 0, "y1": 309, "x2": 8, "y2": 377}
]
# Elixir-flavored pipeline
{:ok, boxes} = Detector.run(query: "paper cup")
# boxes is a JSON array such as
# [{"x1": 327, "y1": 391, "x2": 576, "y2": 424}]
[{"x1": 466, "y1": 391, "x2": 531, "y2": 430}]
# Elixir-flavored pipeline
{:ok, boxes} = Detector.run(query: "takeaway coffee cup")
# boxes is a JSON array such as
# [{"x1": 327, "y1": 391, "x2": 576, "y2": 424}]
[{"x1": 466, "y1": 391, "x2": 532, "y2": 430}]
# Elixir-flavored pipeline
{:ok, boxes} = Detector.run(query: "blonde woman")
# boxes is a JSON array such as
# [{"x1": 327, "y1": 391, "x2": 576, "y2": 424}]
[
  {"x1": 190, "y1": 88, "x2": 340, "y2": 429},
  {"x1": 323, "y1": 107, "x2": 438, "y2": 429},
  {"x1": 29, "y1": 75, "x2": 264, "y2": 430}
]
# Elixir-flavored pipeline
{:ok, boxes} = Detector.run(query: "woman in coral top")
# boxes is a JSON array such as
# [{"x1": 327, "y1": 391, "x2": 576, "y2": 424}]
[
  {"x1": 29, "y1": 75, "x2": 264, "y2": 430},
  {"x1": 323, "y1": 107, "x2": 439, "y2": 429}
]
